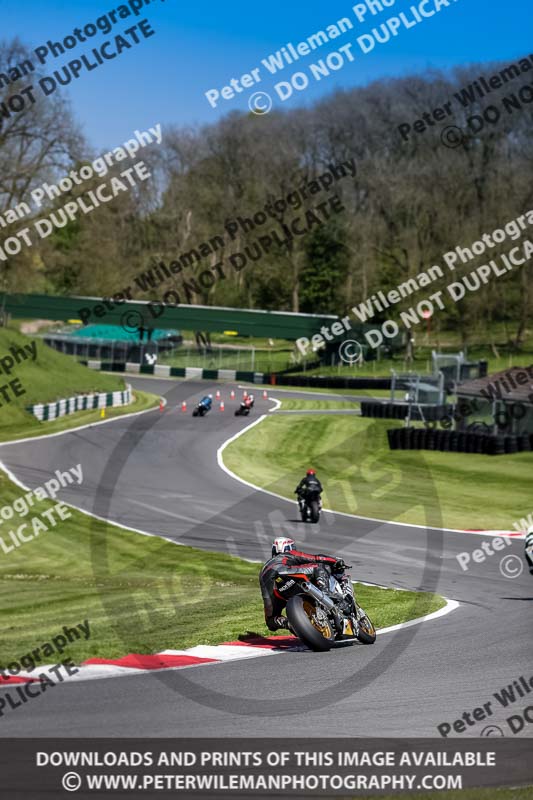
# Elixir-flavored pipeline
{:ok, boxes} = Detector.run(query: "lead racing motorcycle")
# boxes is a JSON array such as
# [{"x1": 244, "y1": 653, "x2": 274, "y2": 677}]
[{"x1": 276, "y1": 564, "x2": 376, "y2": 651}]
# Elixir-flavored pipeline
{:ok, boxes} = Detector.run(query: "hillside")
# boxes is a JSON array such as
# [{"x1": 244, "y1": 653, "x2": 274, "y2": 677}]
[{"x1": 0, "y1": 326, "x2": 151, "y2": 439}]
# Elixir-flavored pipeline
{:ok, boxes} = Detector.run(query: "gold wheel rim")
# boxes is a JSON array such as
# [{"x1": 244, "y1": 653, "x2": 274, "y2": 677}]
[
  {"x1": 303, "y1": 599, "x2": 332, "y2": 638},
  {"x1": 360, "y1": 616, "x2": 375, "y2": 636}
]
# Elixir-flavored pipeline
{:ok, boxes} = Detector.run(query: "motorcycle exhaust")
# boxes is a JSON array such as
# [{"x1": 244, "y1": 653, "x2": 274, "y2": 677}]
[{"x1": 300, "y1": 581, "x2": 335, "y2": 611}]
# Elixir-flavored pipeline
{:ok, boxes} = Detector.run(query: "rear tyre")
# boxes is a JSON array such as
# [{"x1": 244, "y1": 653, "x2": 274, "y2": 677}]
[
  {"x1": 286, "y1": 594, "x2": 335, "y2": 651},
  {"x1": 299, "y1": 504, "x2": 307, "y2": 522},
  {"x1": 356, "y1": 607, "x2": 376, "y2": 644},
  {"x1": 310, "y1": 500, "x2": 319, "y2": 523}
]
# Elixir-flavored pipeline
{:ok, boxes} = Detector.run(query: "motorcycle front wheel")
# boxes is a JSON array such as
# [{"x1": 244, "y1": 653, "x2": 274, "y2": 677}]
[
  {"x1": 286, "y1": 595, "x2": 336, "y2": 651},
  {"x1": 356, "y1": 607, "x2": 376, "y2": 644}
]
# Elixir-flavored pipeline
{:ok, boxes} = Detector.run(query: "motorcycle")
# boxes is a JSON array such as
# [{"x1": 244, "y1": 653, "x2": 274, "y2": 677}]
[
  {"x1": 192, "y1": 401, "x2": 211, "y2": 417},
  {"x1": 299, "y1": 489, "x2": 322, "y2": 523},
  {"x1": 235, "y1": 400, "x2": 253, "y2": 417},
  {"x1": 276, "y1": 566, "x2": 376, "y2": 652}
]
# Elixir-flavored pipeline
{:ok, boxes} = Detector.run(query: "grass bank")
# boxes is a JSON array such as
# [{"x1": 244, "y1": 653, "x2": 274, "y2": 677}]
[
  {"x1": 277, "y1": 399, "x2": 359, "y2": 410},
  {"x1": 0, "y1": 326, "x2": 160, "y2": 441},
  {"x1": 222, "y1": 415, "x2": 532, "y2": 529}
]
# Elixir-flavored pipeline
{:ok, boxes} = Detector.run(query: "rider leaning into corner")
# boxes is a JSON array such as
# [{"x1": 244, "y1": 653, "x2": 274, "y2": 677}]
[
  {"x1": 200, "y1": 394, "x2": 213, "y2": 409},
  {"x1": 295, "y1": 469, "x2": 323, "y2": 513},
  {"x1": 259, "y1": 537, "x2": 347, "y2": 631}
]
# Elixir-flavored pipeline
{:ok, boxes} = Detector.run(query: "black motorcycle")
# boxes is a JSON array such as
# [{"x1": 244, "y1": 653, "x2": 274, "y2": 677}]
[
  {"x1": 235, "y1": 400, "x2": 253, "y2": 417},
  {"x1": 299, "y1": 489, "x2": 321, "y2": 523},
  {"x1": 275, "y1": 565, "x2": 376, "y2": 652},
  {"x1": 192, "y1": 401, "x2": 211, "y2": 417}
]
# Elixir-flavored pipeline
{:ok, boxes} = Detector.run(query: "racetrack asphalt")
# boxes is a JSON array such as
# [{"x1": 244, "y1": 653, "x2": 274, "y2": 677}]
[{"x1": 0, "y1": 377, "x2": 531, "y2": 738}]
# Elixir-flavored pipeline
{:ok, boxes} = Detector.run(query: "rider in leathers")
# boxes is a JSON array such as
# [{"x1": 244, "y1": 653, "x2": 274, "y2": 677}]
[
  {"x1": 259, "y1": 538, "x2": 346, "y2": 631},
  {"x1": 295, "y1": 469, "x2": 322, "y2": 514}
]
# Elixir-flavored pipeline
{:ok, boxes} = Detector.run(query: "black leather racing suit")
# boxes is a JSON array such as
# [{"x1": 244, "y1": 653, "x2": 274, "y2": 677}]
[
  {"x1": 259, "y1": 549, "x2": 338, "y2": 631},
  {"x1": 295, "y1": 475, "x2": 323, "y2": 513}
]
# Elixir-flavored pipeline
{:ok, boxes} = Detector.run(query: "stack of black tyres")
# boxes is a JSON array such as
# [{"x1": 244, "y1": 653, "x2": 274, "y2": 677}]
[{"x1": 385, "y1": 428, "x2": 530, "y2": 455}]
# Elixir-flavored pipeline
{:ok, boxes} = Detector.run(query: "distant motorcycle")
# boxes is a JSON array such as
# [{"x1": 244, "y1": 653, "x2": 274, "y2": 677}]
[
  {"x1": 234, "y1": 396, "x2": 254, "y2": 417},
  {"x1": 192, "y1": 396, "x2": 212, "y2": 417},
  {"x1": 299, "y1": 488, "x2": 322, "y2": 523},
  {"x1": 276, "y1": 564, "x2": 376, "y2": 651}
]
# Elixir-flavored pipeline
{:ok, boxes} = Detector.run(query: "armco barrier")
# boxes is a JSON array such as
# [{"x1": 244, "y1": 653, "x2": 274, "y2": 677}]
[
  {"x1": 84, "y1": 361, "x2": 264, "y2": 384},
  {"x1": 386, "y1": 427, "x2": 532, "y2": 456},
  {"x1": 84, "y1": 361, "x2": 393, "y2": 390},
  {"x1": 27, "y1": 384, "x2": 132, "y2": 422}
]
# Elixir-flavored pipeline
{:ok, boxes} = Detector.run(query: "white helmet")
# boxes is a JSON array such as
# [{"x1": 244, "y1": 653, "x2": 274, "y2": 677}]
[
  {"x1": 208, "y1": 394, "x2": 213, "y2": 399},
  {"x1": 272, "y1": 537, "x2": 295, "y2": 557}
]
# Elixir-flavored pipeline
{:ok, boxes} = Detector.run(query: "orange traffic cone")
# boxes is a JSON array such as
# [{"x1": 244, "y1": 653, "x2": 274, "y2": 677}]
[
  {"x1": 181, "y1": 401, "x2": 187, "y2": 412},
  {"x1": 220, "y1": 401, "x2": 225, "y2": 412},
  {"x1": 262, "y1": 389, "x2": 268, "y2": 399},
  {"x1": 216, "y1": 389, "x2": 221, "y2": 400},
  {"x1": 230, "y1": 390, "x2": 235, "y2": 399},
  {"x1": 159, "y1": 399, "x2": 165, "y2": 412}
]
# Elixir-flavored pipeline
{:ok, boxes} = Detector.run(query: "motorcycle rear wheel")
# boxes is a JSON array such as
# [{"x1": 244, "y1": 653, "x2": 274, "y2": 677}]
[
  {"x1": 309, "y1": 500, "x2": 320, "y2": 523},
  {"x1": 286, "y1": 595, "x2": 335, "y2": 651}
]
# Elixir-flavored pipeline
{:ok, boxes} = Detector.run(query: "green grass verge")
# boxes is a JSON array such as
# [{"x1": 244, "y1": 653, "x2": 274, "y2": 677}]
[
  {"x1": 0, "y1": 469, "x2": 443, "y2": 665},
  {"x1": 0, "y1": 326, "x2": 160, "y2": 441},
  {"x1": 278, "y1": 399, "x2": 359, "y2": 410},
  {"x1": 373, "y1": 787, "x2": 533, "y2": 800},
  {"x1": 223, "y1": 415, "x2": 532, "y2": 530},
  {"x1": 271, "y1": 386, "x2": 392, "y2": 399}
]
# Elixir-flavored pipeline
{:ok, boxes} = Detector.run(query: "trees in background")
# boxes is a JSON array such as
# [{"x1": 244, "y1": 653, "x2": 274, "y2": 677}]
[
  {"x1": 0, "y1": 40, "x2": 83, "y2": 294},
  {"x1": 1, "y1": 41, "x2": 532, "y2": 347}
]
